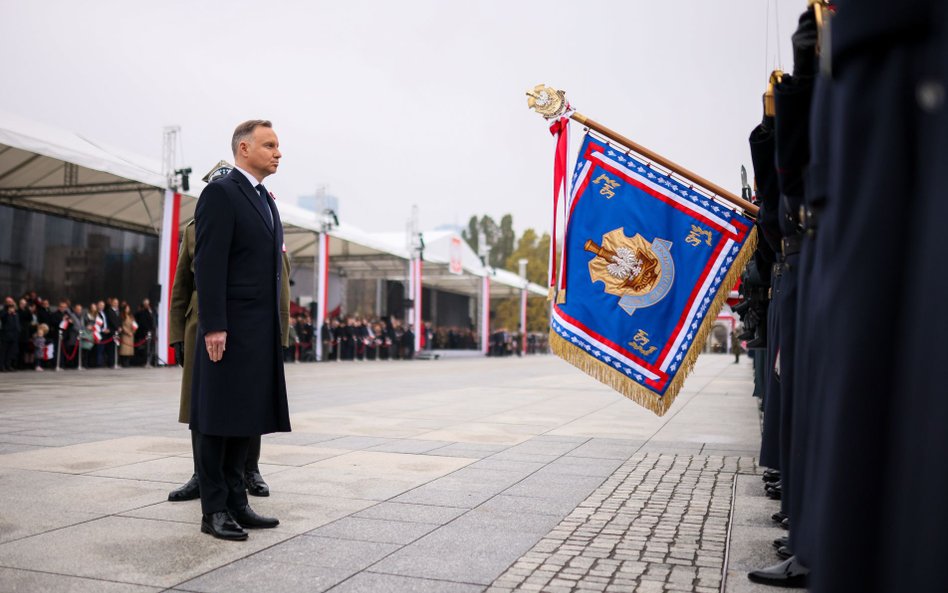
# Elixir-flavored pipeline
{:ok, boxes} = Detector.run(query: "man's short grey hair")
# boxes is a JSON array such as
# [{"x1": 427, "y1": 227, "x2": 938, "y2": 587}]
[{"x1": 231, "y1": 120, "x2": 272, "y2": 156}]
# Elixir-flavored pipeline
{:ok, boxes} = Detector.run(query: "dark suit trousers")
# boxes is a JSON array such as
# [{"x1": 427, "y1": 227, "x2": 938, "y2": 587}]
[
  {"x1": 194, "y1": 432, "x2": 249, "y2": 515},
  {"x1": 245, "y1": 435, "x2": 262, "y2": 472}
]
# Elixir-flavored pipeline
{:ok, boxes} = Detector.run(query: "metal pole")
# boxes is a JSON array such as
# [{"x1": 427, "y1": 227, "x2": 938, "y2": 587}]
[
  {"x1": 314, "y1": 231, "x2": 323, "y2": 362},
  {"x1": 55, "y1": 333, "x2": 62, "y2": 371},
  {"x1": 570, "y1": 112, "x2": 757, "y2": 215},
  {"x1": 519, "y1": 258, "x2": 528, "y2": 355},
  {"x1": 145, "y1": 331, "x2": 153, "y2": 368},
  {"x1": 318, "y1": 230, "x2": 332, "y2": 362},
  {"x1": 113, "y1": 338, "x2": 119, "y2": 370},
  {"x1": 526, "y1": 85, "x2": 758, "y2": 217},
  {"x1": 481, "y1": 275, "x2": 490, "y2": 356}
]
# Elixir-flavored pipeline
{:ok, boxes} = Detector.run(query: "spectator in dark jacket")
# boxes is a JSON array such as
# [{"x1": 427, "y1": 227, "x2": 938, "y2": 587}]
[{"x1": 1, "y1": 300, "x2": 21, "y2": 372}]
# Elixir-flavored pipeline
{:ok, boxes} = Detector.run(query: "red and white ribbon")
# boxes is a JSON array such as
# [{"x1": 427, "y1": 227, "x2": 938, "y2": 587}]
[{"x1": 548, "y1": 108, "x2": 572, "y2": 297}]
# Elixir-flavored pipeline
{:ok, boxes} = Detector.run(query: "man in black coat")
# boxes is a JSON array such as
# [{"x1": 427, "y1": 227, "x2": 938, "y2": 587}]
[
  {"x1": 103, "y1": 297, "x2": 121, "y2": 367},
  {"x1": 0, "y1": 300, "x2": 19, "y2": 372},
  {"x1": 134, "y1": 299, "x2": 155, "y2": 365},
  {"x1": 190, "y1": 119, "x2": 291, "y2": 541}
]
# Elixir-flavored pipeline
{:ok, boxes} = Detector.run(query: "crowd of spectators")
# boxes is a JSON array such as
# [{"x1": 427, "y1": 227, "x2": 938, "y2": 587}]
[
  {"x1": 0, "y1": 291, "x2": 158, "y2": 371},
  {"x1": 486, "y1": 329, "x2": 550, "y2": 357},
  {"x1": 1, "y1": 292, "x2": 550, "y2": 370},
  {"x1": 286, "y1": 312, "x2": 420, "y2": 362},
  {"x1": 284, "y1": 310, "x2": 548, "y2": 362}
]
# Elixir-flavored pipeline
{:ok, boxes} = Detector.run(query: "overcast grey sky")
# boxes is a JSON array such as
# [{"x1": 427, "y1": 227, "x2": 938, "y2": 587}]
[{"x1": 1, "y1": 0, "x2": 803, "y2": 236}]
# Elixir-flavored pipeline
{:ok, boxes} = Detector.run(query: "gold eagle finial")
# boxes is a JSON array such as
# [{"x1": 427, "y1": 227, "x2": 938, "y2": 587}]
[{"x1": 526, "y1": 84, "x2": 569, "y2": 119}]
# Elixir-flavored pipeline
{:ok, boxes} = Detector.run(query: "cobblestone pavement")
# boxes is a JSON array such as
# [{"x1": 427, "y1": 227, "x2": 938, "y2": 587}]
[{"x1": 488, "y1": 454, "x2": 757, "y2": 593}]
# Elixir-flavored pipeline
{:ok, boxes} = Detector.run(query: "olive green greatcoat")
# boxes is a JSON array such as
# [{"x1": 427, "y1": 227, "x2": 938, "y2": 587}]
[{"x1": 169, "y1": 220, "x2": 291, "y2": 424}]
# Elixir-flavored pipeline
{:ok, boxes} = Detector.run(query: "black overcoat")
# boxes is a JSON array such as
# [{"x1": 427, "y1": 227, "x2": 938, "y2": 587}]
[{"x1": 189, "y1": 169, "x2": 291, "y2": 437}]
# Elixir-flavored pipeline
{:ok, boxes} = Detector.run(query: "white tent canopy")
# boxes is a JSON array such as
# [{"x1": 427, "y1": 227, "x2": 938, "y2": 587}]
[
  {"x1": 0, "y1": 110, "x2": 546, "y2": 308},
  {"x1": 0, "y1": 109, "x2": 186, "y2": 234}
]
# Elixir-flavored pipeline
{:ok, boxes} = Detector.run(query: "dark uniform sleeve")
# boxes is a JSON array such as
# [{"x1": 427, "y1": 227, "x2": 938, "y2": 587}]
[
  {"x1": 194, "y1": 184, "x2": 234, "y2": 333},
  {"x1": 280, "y1": 252, "x2": 291, "y2": 348}
]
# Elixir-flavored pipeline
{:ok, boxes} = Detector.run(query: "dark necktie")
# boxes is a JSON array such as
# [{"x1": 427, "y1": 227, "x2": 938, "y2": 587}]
[{"x1": 256, "y1": 184, "x2": 274, "y2": 228}]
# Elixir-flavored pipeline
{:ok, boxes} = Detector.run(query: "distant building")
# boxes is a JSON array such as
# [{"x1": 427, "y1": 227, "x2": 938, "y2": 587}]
[
  {"x1": 433, "y1": 223, "x2": 464, "y2": 234},
  {"x1": 297, "y1": 186, "x2": 339, "y2": 216}
]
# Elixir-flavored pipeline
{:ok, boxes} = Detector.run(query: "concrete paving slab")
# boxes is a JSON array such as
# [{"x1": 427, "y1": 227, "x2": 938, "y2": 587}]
[
  {"x1": 327, "y1": 571, "x2": 486, "y2": 593},
  {"x1": 263, "y1": 451, "x2": 475, "y2": 501},
  {"x1": 258, "y1": 444, "x2": 352, "y2": 466},
  {"x1": 85, "y1": 456, "x2": 197, "y2": 482},
  {"x1": 316, "y1": 436, "x2": 398, "y2": 450},
  {"x1": 476, "y1": 494, "x2": 586, "y2": 517},
  {"x1": 261, "y1": 432, "x2": 344, "y2": 446},
  {"x1": 175, "y1": 558, "x2": 354, "y2": 593},
  {"x1": 306, "y1": 516, "x2": 440, "y2": 545},
  {"x1": 120, "y1": 492, "x2": 373, "y2": 535},
  {"x1": 424, "y1": 443, "x2": 509, "y2": 459},
  {"x1": 415, "y1": 423, "x2": 546, "y2": 446},
  {"x1": 565, "y1": 437, "x2": 642, "y2": 459},
  {"x1": 502, "y1": 438, "x2": 585, "y2": 456},
  {"x1": 369, "y1": 523, "x2": 542, "y2": 585},
  {"x1": 255, "y1": 534, "x2": 400, "y2": 570},
  {"x1": 0, "y1": 442, "x2": 43, "y2": 455},
  {"x1": 723, "y1": 473, "x2": 793, "y2": 592},
  {"x1": 391, "y1": 470, "x2": 522, "y2": 509},
  {"x1": 289, "y1": 415, "x2": 429, "y2": 439},
  {"x1": 311, "y1": 450, "x2": 475, "y2": 475},
  {"x1": 0, "y1": 515, "x2": 289, "y2": 588},
  {"x1": 0, "y1": 433, "x2": 107, "y2": 447},
  {"x1": 0, "y1": 436, "x2": 189, "y2": 474},
  {"x1": 465, "y1": 458, "x2": 545, "y2": 475},
  {"x1": 485, "y1": 451, "x2": 560, "y2": 463},
  {"x1": 502, "y1": 473, "x2": 606, "y2": 502},
  {"x1": 352, "y1": 502, "x2": 467, "y2": 525},
  {"x1": 535, "y1": 456, "x2": 627, "y2": 477},
  {"x1": 0, "y1": 469, "x2": 173, "y2": 543},
  {"x1": 366, "y1": 439, "x2": 454, "y2": 454},
  {"x1": 0, "y1": 567, "x2": 161, "y2": 593}
]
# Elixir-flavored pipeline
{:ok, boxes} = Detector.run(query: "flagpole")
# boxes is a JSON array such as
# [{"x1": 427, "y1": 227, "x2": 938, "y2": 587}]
[{"x1": 527, "y1": 85, "x2": 759, "y2": 217}]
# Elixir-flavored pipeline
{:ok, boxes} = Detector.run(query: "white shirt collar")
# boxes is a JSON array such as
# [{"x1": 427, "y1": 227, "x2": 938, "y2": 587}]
[{"x1": 234, "y1": 165, "x2": 262, "y2": 188}]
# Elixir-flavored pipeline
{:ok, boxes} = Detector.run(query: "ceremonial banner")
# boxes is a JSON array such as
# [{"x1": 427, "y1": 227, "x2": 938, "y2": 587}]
[{"x1": 551, "y1": 134, "x2": 757, "y2": 415}]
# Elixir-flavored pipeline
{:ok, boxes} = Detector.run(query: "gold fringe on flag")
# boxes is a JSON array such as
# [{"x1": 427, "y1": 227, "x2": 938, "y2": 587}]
[{"x1": 550, "y1": 226, "x2": 758, "y2": 417}]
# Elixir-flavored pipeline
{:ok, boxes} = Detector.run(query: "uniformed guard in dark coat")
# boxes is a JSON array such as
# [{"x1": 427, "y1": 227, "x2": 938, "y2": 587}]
[
  {"x1": 805, "y1": 2, "x2": 947, "y2": 591},
  {"x1": 772, "y1": 4, "x2": 817, "y2": 523},
  {"x1": 748, "y1": 108, "x2": 781, "y2": 473},
  {"x1": 788, "y1": 64, "x2": 832, "y2": 573},
  {"x1": 190, "y1": 120, "x2": 291, "y2": 541},
  {"x1": 747, "y1": 9, "x2": 819, "y2": 587}
]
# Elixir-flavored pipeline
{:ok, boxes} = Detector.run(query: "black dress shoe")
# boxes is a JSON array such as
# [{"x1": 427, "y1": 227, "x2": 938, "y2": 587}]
[
  {"x1": 201, "y1": 511, "x2": 248, "y2": 541},
  {"x1": 773, "y1": 536, "x2": 789, "y2": 549},
  {"x1": 771, "y1": 511, "x2": 788, "y2": 524},
  {"x1": 230, "y1": 505, "x2": 279, "y2": 529},
  {"x1": 747, "y1": 556, "x2": 809, "y2": 588},
  {"x1": 762, "y1": 469, "x2": 781, "y2": 483},
  {"x1": 776, "y1": 545, "x2": 794, "y2": 560},
  {"x1": 245, "y1": 470, "x2": 270, "y2": 497},
  {"x1": 766, "y1": 486, "x2": 782, "y2": 500},
  {"x1": 168, "y1": 474, "x2": 200, "y2": 502},
  {"x1": 780, "y1": 517, "x2": 790, "y2": 530}
]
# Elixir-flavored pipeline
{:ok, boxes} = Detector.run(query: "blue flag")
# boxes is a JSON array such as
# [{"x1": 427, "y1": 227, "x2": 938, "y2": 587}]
[{"x1": 551, "y1": 134, "x2": 757, "y2": 415}]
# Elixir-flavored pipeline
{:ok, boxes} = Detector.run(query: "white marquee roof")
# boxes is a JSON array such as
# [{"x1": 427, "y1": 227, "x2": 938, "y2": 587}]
[{"x1": 0, "y1": 110, "x2": 545, "y2": 300}]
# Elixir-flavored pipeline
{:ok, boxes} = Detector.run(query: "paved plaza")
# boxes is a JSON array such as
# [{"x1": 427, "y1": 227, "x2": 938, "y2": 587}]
[{"x1": 0, "y1": 354, "x2": 784, "y2": 592}]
